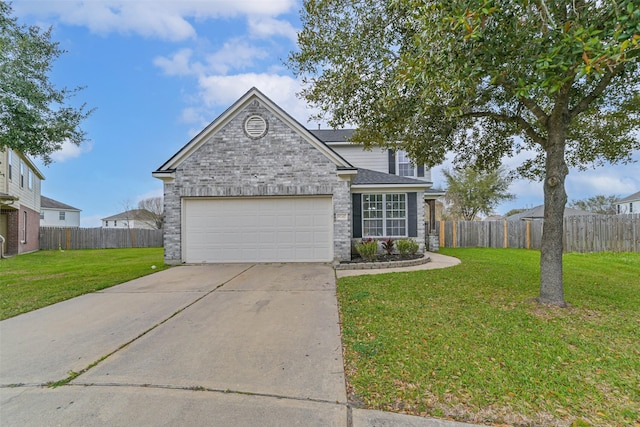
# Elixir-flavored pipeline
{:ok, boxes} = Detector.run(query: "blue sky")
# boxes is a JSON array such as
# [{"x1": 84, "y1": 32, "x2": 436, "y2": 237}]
[{"x1": 13, "y1": 1, "x2": 640, "y2": 226}]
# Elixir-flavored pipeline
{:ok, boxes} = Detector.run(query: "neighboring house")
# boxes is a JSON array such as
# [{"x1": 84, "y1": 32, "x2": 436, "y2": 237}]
[
  {"x1": 616, "y1": 191, "x2": 640, "y2": 214},
  {"x1": 101, "y1": 209, "x2": 157, "y2": 230},
  {"x1": 153, "y1": 87, "x2": 444, "y2": 264},
  {"x1": 40, "y1": 196, "x2": 81, "y2": 227},
  {"x1": 506, "y1": 205, "x2": 595, "y2": 221},
  {"x1": 0, "y1": 148, "x2": 45, "y2": 256}
]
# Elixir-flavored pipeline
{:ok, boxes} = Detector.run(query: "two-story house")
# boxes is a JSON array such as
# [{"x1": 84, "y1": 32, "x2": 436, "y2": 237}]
[
  {"x1": 40, "y1": 196, "x2": 81, "y2": 227},
  {"x1": 153, "y1": 87, "x2": 443, "y2": 264},
  {"x1": 0, "y1": 148, "x2": 45, "y2": 256},
  {"x1": 309, "y1": 128, "x2": 443, "y2": 234},
  {"x1": 101, "y1": 209, "x2": 158, "y2": 230},
  {"x1": 616, "y1": 191, "x2": 640, "y2": 214}
]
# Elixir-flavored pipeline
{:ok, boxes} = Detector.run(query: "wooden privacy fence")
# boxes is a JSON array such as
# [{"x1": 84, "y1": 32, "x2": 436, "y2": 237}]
[
  {"x1": 39, "y1": 227, "x2": 163, "y2": 250},
  {"x1": 436, "y1": 214, "x2": 640, "y2": 253}
]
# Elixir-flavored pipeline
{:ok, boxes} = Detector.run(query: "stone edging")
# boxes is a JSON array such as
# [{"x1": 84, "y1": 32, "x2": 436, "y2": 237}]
[{"x1": 334, "y1": 254, "x2": 430, "y2": 271}]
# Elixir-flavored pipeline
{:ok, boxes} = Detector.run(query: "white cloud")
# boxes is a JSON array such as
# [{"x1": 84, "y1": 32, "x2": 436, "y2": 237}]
[
  {"x1": 153, "y1": 48, "x2": 196, "y2": 76},
  {"x1": 155, "y1": 39, "x2": 269, "y2": 77},
  {"x1": 205, "y1": 39, "x2": 269, "y2": 74},
  {"x1": 196, "y1": 73, "x2": 320, "y2": 125},
  {"x1": 14, "y1": 1, "x2": 297, "y2": 41},
  {"x1": 248, "y1": 16, "x2": 298, "y2": 42},
  {"x1": 51, "y1": 140, "x2": 94, "y2": 163}
]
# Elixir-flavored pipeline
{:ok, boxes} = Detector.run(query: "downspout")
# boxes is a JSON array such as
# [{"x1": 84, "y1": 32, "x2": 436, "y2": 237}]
[{"x1": 0, "y1": 234, "x2": 5, "y2": 259}]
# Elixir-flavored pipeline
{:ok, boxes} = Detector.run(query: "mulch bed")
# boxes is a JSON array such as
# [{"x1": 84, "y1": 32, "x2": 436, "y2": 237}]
[{"x1": 342, "y1": 253, "x2": 424, "y2": 264}]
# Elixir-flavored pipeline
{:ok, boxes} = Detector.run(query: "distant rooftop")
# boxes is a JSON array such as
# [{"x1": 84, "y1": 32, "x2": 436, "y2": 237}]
[
  {"x1": 41, "y1": 196, "x2": 80, "y2": 211},
  {"x1": 619, "y1": 191, "x2": 640, "y2": 203}
]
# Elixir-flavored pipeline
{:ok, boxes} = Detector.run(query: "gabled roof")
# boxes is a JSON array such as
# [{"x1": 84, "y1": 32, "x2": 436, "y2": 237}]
[
  {"x1": 101, "y1": 209, "x2": 154, "y2": 221},
  {"x1": 41, "y1": 196, "x2": 80, "y2": 211},
  {"x1": 619, "y1": 190, "x2": 640, "y2": 203},
  {"x1": 153, "y1": 87, "x2": 352, "y2": 177},
  {"x1": 506, "y1": 205, "x2": 596, "y2": 220},
  {"x1": 309, "y1": 129, "x2": 355, "y2": 143}
]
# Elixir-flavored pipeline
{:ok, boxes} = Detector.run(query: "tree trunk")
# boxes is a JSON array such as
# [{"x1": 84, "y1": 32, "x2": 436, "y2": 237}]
[{"x1": 539, "y1": 131, "x2": 569, "y2": 307}]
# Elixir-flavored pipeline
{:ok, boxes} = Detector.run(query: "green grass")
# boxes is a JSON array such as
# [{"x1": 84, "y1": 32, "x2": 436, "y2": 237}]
[
  {"x1": 0, "y1": 248, "x2": 168, "y2": 320},
  {"x1": 337, "y1": 248, "x2": 640, "y2": 426}
]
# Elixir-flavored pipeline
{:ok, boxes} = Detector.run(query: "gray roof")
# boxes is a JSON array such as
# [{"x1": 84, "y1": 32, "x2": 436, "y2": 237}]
[
  {"x1": 309, "y1": 129, "x2": 355, "y2": 143},
  {"x1": 619, "y1": 190, "x2": 640, "y2": 203},
  {"x1": 102, "y1": 209, "x2": 154, "y2": 221},
  {"x1": 352, "y1": 168, "x2": 430, "y2": 186},
  {"x1": 506, "y1": 205, "x2": 596, "y2": 220},
  {"x1": 41, "y1": 196, "x2": 80, "y2": 211}
]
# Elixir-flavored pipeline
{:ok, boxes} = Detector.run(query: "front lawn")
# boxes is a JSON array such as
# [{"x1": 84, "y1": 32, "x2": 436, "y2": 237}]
[
  {"x1": 337, "y1": 248, "x2": 640, "y2": 426},
  {"x1": 0, "y1": 248, "x2": 167, "y2": 320}
]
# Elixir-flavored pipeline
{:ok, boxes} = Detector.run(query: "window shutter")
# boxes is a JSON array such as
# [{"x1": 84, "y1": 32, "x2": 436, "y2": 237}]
[
  {"x1": 408, "y1": 192, "x2": 417, "y2": 237},
  {"x1": 352, "y1": 193, "x2": 362, "y2": 238},
  {"x1": 417, "y1": 165, "x2": 425, "y2": 177},
  {"x1": 388, "y1": 150, "x2": 396, "y2": 174}
]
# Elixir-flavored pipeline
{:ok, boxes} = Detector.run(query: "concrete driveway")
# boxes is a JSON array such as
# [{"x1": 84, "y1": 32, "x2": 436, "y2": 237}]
[
  {"x1": 1, "y1": 263, "x2": 347, "y2": 426},
  {"x1": 0, "y1": 262, "x2": 476, "y2": 427}
]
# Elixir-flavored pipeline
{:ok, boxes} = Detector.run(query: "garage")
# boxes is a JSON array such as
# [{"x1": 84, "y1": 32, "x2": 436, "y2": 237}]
[{"x1": 183, "y1": 197, "x2": 333, "y2": 263}]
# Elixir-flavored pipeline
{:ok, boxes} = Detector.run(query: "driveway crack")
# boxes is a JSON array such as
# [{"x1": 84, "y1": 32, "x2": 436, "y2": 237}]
[{"x1": 46, "y1": 264, "x2": 256, "y2": 388}]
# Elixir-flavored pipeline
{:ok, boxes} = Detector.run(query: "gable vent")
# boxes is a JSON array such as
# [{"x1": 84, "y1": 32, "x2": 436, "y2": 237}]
[{"x1": 244, "y1": 115, "x2": 268, "y2": 139}]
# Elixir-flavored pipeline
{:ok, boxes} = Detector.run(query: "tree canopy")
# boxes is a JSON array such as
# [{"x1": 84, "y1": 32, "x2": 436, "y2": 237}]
[
  {"x1": 443, "y1": 167, "x2": 514, "y2": 220},
  {"x1": 568, "y1": 194, "x2": 620, "y2": 214},
  {"x1": 0, "y1": 2, "x2": 91, "y2": 164},
  {"x1": 289, "y1": 0, "x2": 640, "y2": 307}
]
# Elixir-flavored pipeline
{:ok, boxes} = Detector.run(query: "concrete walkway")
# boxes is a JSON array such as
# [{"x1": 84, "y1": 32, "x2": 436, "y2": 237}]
[
  {"x1": 1, "y1": 259, "x2": 474, "y2": 427},
  {"x1": 336, "y1": 252, "x2": 461, "y2": 278}
]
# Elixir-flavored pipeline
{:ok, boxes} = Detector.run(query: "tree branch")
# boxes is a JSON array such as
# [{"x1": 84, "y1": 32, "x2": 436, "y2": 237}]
[
  {"x1": 518, "y1": 96, "x2": 549, "y2": 126},
  {"x1": 570, "y1": 63, "x2": 626, "y2": 119},
  {"x1": 462, "y1": 111, "x2": 547, "y2": 146}
]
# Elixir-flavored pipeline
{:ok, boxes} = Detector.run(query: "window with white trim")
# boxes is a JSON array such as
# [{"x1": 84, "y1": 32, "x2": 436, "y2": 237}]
[
  {"x1": 40, "y1": 211, "x2": 45, "y2": 220},
  {"x1": 396, "y1": 151, "x2": 415, "y2": 177},
  {"x1": 362, "y1": 193, "x2": 407, "y2": 237},
  {"x1": 20, "y1": 162, "x2": 24, "y2": 187},
  {"x1": 28, "y1": 170, "x2": 33, "y2": 189},
  {"x1": 59, "y1": 211, "x2": 66, "y2": 220}
]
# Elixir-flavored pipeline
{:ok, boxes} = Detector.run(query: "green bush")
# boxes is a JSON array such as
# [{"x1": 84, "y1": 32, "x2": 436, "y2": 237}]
[
  {"x1": 355, "y1": 238, "x2": 378, "y2": 261},
  {"x1": 396, "y1": 238, "x2": 419, "y2": 257}
]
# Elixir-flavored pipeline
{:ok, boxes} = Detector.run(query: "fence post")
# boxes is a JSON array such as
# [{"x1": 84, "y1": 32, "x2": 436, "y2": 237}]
[
  {"x1": 526, "y1": 220, "x2": 530, "y2": 249},
  {"x1": 503, "y1": 221, "x2": 508, "y2": 248}
]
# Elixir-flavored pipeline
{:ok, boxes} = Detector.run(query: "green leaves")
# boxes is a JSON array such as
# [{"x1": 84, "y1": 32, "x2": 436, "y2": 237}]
[
  {"x1": 288, "y1": 0, "x2": 640, "y2": 178},
  {"x1": 0, "y1": 2, "x2": 92, "y2": 164},
  {"x1": 443, "y1": 166, "x2": 514, "y2": 220}
]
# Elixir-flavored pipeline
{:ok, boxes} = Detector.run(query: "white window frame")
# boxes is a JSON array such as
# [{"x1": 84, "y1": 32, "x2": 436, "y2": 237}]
[
  {"x1": 59, "y1": 211, "x2": 66, "y2": 221},
  {"x1": 362, "y1": 193, "x2": 408, "y2": 238},
  {"x1": 20, "y1": 161, "x2": 25, "y2": 188},
  {"x1": 396, "y1": 151, "x2": 415, "y2": 177},
  {"x1": 28, "y1": 170, "x2": 33, "y2": 190}
]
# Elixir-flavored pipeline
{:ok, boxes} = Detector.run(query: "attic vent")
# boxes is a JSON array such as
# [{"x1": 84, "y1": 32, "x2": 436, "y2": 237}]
[{"x1": 244, "y1": 115, "x2": 268, "y2": 139}]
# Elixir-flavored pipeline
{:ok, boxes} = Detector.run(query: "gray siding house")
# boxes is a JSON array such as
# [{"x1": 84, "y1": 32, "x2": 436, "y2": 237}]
[{"x1": 153, "y1": 88, "x2": 441, "y2": 264}]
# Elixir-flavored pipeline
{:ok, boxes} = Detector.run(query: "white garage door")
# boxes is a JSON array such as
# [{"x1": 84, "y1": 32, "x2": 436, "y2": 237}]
[{"x1": 183, "y1": 197, "x2": 333, "y2": 263}]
